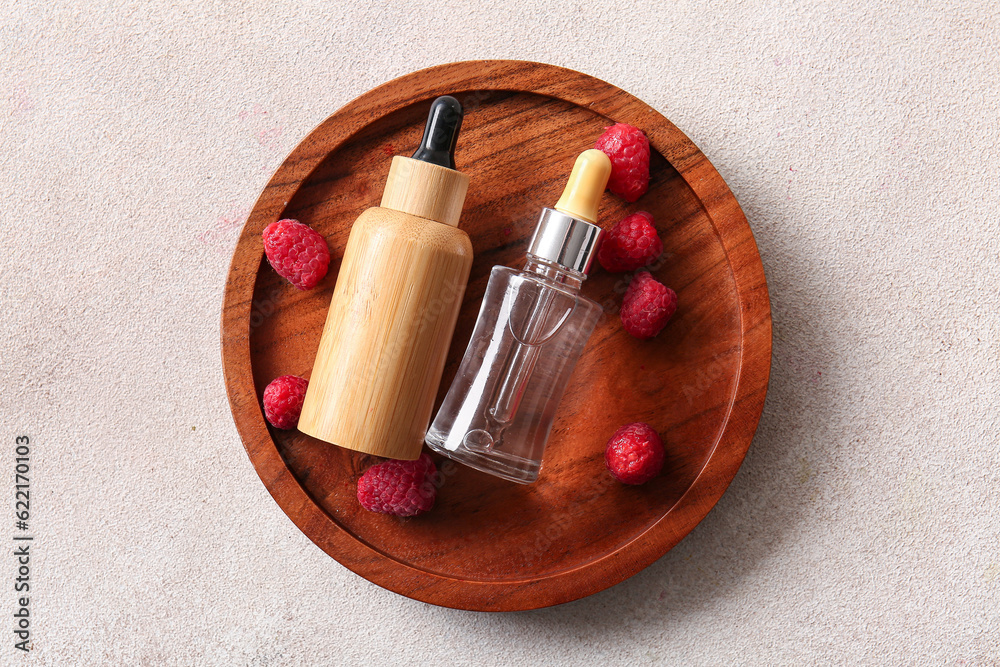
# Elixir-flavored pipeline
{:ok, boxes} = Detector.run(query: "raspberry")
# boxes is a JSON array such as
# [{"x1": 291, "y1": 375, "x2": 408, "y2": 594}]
[
  {"x1": 357, "y1": 453, "x2": 437, "y2": 517},
  {"x1": 620, "y1": 271, "x2": 677, "y2": 339},
  {"x1": 604, "y1": 422, "x2": 665, "y2": 485},
  {"x1": 595, "y1": 123, "x2": 650, "y2": 202},
  {"x1": 598, "y1": 211, "x2": 662, "y2": 272},
  {"x1": 262, "y1": 375, "x2": 308, "y2": 430},
  {"x1": 262, "y1": 219, "x2": 330, "y2": 290}
]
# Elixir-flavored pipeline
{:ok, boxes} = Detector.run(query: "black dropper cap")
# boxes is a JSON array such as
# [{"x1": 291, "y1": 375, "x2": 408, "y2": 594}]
[{"x1": 410, "y1": 96, "x2": 463, "y2": 170}]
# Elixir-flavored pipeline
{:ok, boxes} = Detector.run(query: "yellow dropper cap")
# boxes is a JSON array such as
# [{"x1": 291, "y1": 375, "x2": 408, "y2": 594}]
[{"x1": 554, "y1": 149, "x2": 612, "y2": 224}]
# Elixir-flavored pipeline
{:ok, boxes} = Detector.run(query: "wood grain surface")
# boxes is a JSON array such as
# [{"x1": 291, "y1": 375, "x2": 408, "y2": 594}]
[{"x1": 221, "y1": 60, "x2": 772, "y2": 611}]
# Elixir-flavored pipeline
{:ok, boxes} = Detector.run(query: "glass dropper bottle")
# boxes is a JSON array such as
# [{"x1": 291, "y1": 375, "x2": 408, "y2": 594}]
[{"x1": 425, "y1": 149, "x2": 612, "y2": 483}]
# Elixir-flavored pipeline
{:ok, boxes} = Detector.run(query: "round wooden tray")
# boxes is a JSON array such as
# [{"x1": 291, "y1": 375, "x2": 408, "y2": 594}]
[{"x1": 222, "y1": 60, "x2": 771, "y2": 611}]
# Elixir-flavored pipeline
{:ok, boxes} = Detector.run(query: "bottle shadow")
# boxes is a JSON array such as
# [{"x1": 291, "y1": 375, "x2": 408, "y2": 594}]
[{"x1": 462, "y1": 206, "x2": 835, "y2": 634}]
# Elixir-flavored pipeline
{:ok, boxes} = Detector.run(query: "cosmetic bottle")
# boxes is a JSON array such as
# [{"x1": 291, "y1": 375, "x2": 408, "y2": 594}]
[
  {"x1": 298, "y1": 96, "x2": 473, "y2": 460},
  {"x1": 424, "y1": 149, "x2": 611, "y2": 483}
]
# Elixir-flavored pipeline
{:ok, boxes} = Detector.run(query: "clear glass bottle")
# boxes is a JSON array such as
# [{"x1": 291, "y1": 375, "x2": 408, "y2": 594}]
[{"x1": 425, "y1": 149, "x2": 611, "y2": 483}]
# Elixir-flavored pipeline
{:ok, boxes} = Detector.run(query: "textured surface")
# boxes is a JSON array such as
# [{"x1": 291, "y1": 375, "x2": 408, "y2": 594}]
[{"x1": 1, "y1": 0, "x2": 997, "y2": 664}]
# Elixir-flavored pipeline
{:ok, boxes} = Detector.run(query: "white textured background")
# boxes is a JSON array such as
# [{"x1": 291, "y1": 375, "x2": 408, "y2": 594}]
[{"x1": 2, "y1": 1, "x2": 998, "y2": 665}]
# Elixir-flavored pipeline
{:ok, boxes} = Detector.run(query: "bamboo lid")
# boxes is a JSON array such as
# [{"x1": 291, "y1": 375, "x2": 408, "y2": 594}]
[{"x1": 380, "y1": 155, "x2": 470, "y2": 227}]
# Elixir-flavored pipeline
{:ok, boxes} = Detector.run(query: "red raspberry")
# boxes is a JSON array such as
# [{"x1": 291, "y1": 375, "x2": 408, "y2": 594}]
[
  {"x1": 262, "y1": 219, "x2": 330, "y2": 290},
  {"x1": 598, "y1": 211, "x2": 662, "y2": 272},
  {"x1": 605, "y1": 422, "x2": 665, "y2": 485},
  {"x1": 357, "y1": 453, "x2": 437, "y2": 517},
  {"x1": 262, "y1": 375, "x2": 308, "y2": 429},
  {"x1": 620, "y1": 271, "x2": 678, "y2": 339},
  {"x1": 595, "y1": 123, "x2": 650, "y2": 202}
]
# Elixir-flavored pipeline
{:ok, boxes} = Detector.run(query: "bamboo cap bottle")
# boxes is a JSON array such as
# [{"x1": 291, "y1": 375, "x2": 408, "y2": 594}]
[
  {"x1": 380, "y1": 95, "x2": 469, "y2": 226},
  {"x1": 298, "y1": 96, "x2": 474, "y2": 460}
]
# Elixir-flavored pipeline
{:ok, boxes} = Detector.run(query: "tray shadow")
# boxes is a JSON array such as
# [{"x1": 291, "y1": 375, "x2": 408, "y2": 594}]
[{"x1": 411, "y1": 201, "x2": 834, "y2": 629}]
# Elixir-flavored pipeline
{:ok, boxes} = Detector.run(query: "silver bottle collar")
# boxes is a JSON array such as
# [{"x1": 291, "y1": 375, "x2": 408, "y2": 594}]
[{"x1": 525, "y1": 208, "x2": 603, "y2": 275}]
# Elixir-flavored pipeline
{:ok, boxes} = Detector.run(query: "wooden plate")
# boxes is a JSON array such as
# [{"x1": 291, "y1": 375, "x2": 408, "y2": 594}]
[{"x1": 222, "y1": 60, "x2": 771, "y2": 611}]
